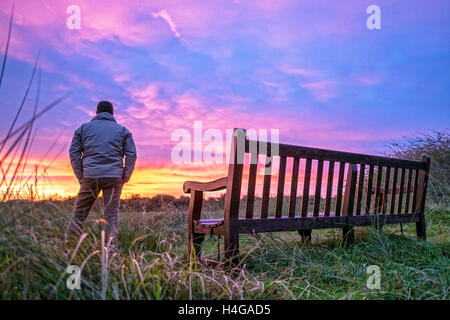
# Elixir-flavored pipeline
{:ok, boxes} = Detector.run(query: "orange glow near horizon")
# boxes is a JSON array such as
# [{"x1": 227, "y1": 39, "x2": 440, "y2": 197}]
[
  {"x1": 0, "y1": 155, "x2": 230, "y2": 200},
  {"x1": 2, "y1": 154, "x2": 351, "y2": 201}
]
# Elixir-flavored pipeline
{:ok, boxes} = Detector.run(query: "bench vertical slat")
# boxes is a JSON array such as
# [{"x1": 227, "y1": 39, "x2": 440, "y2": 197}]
[
  {"x1": 313, "y1": 160, "x2": 324, "y2": 216},
  {"x1": 275, "y1": 156, "x2": 287, "y2": 218},
  {"x1": 324, "y1": 161, "x2": 335, "y2": 216},
  {"x1": 412, "y1": 169, "x2": 419, "y2": 214},
  {"x1": 404, "y1": 168, "x2": 413, "y2": 213},
  {"x1": 301, "y1": 158, "x2": 312, "y2": 217},
  {"x1": 342, "y1": 164, "x2": 358, "y2": 245},
  {"x1": 382, "y1": 167, "x2": 391, "y2": 214},
  {"x1": 356, "y1": 164, "x2": 365, "y2": 215},
  {"x1": 343, "y1": 164, "x2": 358, "y2": 214},
  {"x1": 390, "y1": 167, "x2": 399, "y2": 214},
  {"x1": 415, "y1": 156, "x2": 430, "y2": 239},
  {"x1": 365, "y1": 165, "x2": 374, "y2": 214},
  {"x1": 260, "y1": 156, "x2": 272, "y2": 219},
  {"x1": 288, "y1": 157, "x2": 300, "y2": 217},
  {"x1": 335, "y1": 162, "x2": 345, "y2": 216},
  {"x1": 373, "y1": 166, "x2": 383, "y2": 214},
  {"x1": 397, "y1": 168, "x2": 406, "y2": 213},
  {"x1": 245, "y1": 152, "x2": 258, "y2": 219}
]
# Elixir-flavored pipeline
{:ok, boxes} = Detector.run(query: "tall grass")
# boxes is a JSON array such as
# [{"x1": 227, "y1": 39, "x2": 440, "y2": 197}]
[
  {"x1": 386, "y1": 130, "x2": 450, "y2": 205},
  {"x1": 0, "y1": 6, "x2": 70, "y2": 201},
  {"x1": 0, "y1": 198, "x2": 448, "y2": 299}
]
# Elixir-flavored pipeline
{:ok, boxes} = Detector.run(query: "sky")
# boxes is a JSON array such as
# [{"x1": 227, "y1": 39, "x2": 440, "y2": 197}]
[{"x1": 0, "y1": 0, "x2": 449, "y2": 199}]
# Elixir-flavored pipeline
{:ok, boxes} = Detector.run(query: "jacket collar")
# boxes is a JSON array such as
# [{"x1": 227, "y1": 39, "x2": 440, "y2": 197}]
[{"x1": 91, "y1": 112, "x2": 117, "y2": 123}]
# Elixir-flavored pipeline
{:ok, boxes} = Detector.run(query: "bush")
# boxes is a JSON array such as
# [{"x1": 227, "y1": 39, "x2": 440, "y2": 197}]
[{"x1": 386, "y1": 130, "x2": 450, "y2": 205}]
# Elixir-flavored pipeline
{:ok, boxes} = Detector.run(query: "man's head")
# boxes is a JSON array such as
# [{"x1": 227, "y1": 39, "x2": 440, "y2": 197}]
[{"x1": 96, "y1": 101, "x2": 114, "y2": 115}]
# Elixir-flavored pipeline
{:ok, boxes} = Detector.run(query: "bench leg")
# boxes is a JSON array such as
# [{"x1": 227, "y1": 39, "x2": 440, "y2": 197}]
[
  {"x1": 297, "y1": 229, "x2": 312, "y2": 243},
  {"x1": 342, "y1": 226, "x2": 354, "y2": 247},
  {"x1": 416, "y1": 213, "x2": 427, "y2": 240},
  {"x1": 187, "y1": 190, "x2": 204, "y2": 260},
  {"x1": 224, "y1": 233, "x2": 239, "y2": 266}
]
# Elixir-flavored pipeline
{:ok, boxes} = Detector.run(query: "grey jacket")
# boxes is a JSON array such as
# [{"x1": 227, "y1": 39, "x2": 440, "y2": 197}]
[{"x1": 69, "y1": 112, "x2": 137, "y2": 182}]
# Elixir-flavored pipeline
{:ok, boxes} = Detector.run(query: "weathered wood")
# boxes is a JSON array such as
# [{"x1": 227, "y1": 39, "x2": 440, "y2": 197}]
[
  {"x1": 313, "y1": 159, "x2": 324, "y2": 216},
  {"x1": 412, "y1": 169, "x2": 419, "y2": 214},
  {"x1": 188, "y1": 190, "x2": 204, "y2": 258},
  {"x1": 373, "y1": 166, "x2": 383, "y2": 214},
  {"x1": 245, "y1": 152, "x2": 258, "y2": 219},
  {"x1": 342, "y1": 164, "x2": 358, "y2": 216},
  {"x1": 301, "y1": 158, "x2": 312, "y2": 217},
  {"x1": 237, "y1": 213, "x2": 419, "y2": 234},
  {"x1": 342, "y1": 164, "x2": 357, "y2": 246},
  {"x1": 382, "y1": 167, "x2": 391, "y2": 214},
  {"x1": 390, "y1": 167, "x2": 399, "y2": 214},
  {"x1": 324, "y1": 161, "x2": 335, "y2": 216},
  {"x1": 260, "y1": 156, "x2": 272, "y2": 219},
  {"x1": 371, "y1": 186, "x2": 407, "y2": 194},
  {"x1": 298, "y1": 229, "x2": 312, "y2": 243},
  {"x1": 365, "y1": 165, "x2": 374, "y2": 214},
  {"x1": 356, "y1": 164, "x2": 365, "y2": 215},
  {"x1": 397, "y1": 168, "x2": 406, "y2": 213},
  {"x1": 184, "y1": 177, "x2": 228, "y2": 193},
  {"x1": 245, "y1": 140, "x2": 424, "y2": 169},
  {"x1": 335, "y1": 162, "x2": 345, "y2": 216},
  {"x1": 184, "y1": 129, "x2": 431, "y2": 267},
  {"x1": 415, "y1": 156, "x2": 431, "y2": 240},
  {"x1": 194, "y1": 218, "x2": 225, "y2": 235},
  {"x1": 288, "y1": 157, "x2": 300, "y2": 217},
  {"x1": 223, "y1": 129, "x2": 245, "y2": 264},
  {"x1": 275, "y1": 156, "x2": 287, "y2": 218},
  {"x1": 404, "y1": 168, "x2": 413, "y2": 213}
]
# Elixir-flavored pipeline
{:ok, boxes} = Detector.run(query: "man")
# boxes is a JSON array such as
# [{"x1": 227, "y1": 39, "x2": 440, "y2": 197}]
[{"x1": 68, "y1": 101, "x2": 137, "y2": 251}]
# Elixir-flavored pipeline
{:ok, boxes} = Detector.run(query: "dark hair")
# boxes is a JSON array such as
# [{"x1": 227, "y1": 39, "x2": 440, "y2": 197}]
[{"x1": 96, "y1": 101, "x2": 114, "y2": 115}]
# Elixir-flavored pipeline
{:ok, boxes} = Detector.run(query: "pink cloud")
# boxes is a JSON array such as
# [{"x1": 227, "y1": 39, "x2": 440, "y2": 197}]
[
  {"x1": 301, "y1": 80, "x2": 337, "y2": 100},
  {"x1": 152, "y1": 9, "x2": 181, "y2": 38},
  {"x1": 352, "y1": 75, "x2": 382, "y2": 86}
]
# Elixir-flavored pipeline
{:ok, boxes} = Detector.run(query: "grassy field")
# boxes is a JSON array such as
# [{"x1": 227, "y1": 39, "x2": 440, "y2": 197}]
[{"x1": 0, "y1": 196, "x2": 448, "y2": 300}]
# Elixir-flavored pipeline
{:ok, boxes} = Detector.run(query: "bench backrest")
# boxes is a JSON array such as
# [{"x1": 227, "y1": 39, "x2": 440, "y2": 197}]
[{"x1": 223, "y1": 129, "x2": 430, "y2": 223}]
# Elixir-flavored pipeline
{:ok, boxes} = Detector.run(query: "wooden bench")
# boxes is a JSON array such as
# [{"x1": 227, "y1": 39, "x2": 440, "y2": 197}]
[{"x1": 183, "y1": 129, "x2": 431, "y2": 265}]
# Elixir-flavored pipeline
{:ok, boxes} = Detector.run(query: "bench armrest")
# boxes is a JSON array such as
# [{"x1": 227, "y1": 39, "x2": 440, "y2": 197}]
[{"x1": 183, "y1": 177, "x2": 228, "y2": 194}]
